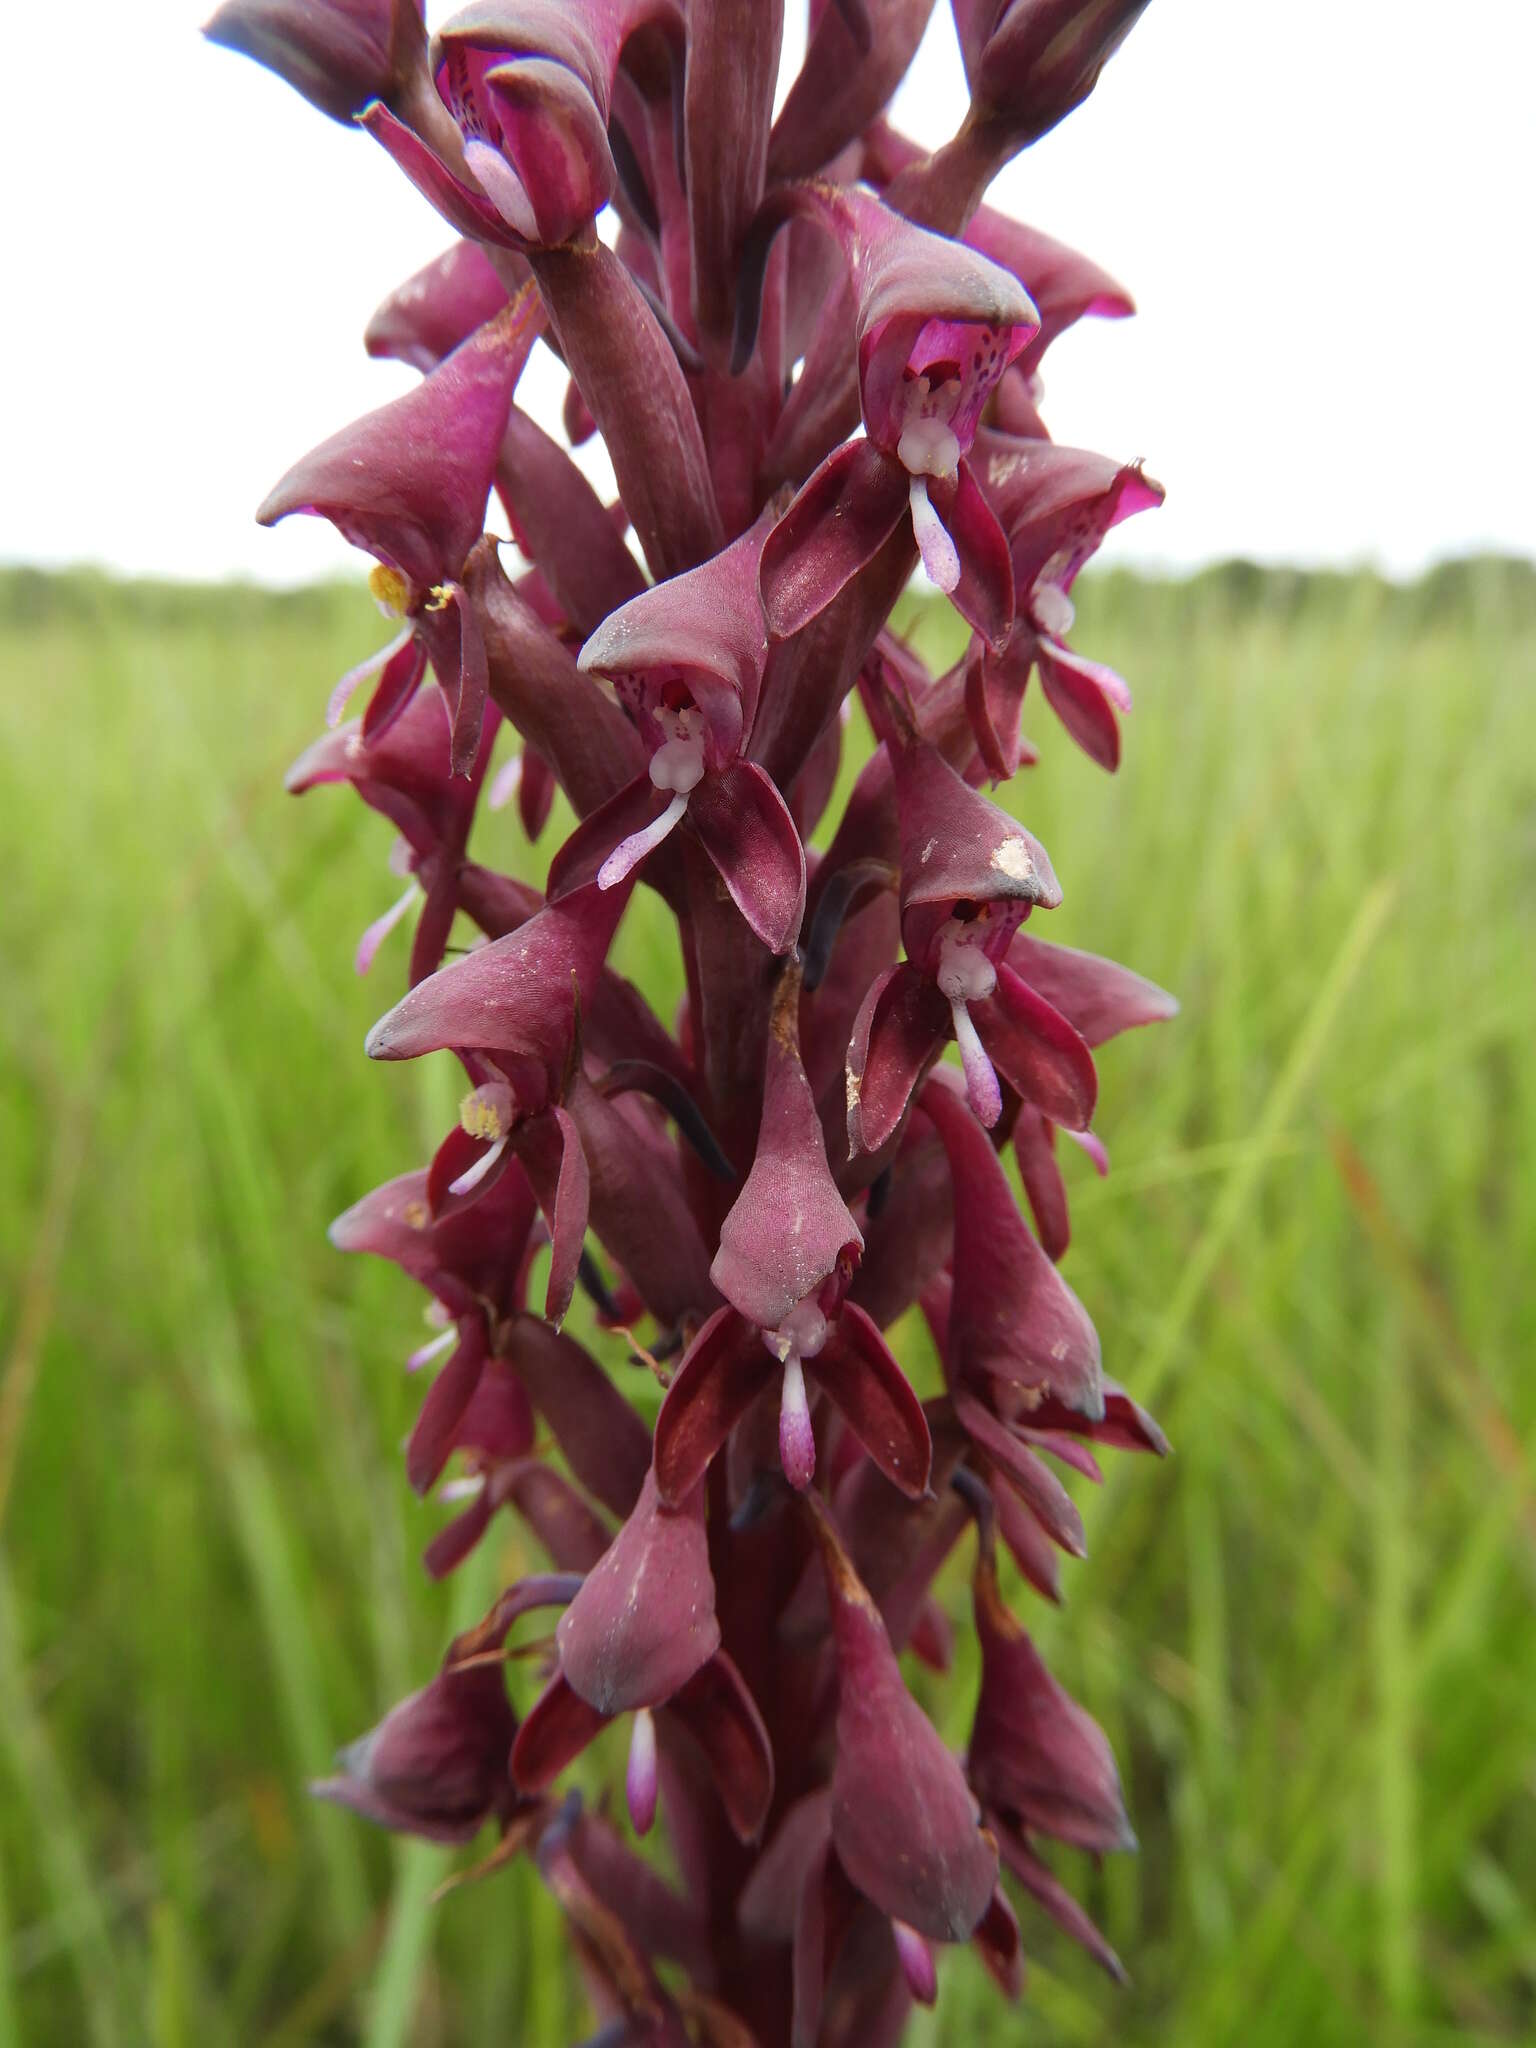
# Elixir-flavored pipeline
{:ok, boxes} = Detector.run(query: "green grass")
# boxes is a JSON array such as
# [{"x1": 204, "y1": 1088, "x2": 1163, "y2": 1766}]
[{"x1": 1, "y1": 557, "x2": 1532, "y2": 2045}]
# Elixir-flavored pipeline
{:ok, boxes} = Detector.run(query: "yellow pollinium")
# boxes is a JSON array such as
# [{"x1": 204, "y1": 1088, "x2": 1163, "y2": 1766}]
[
  {"x1": 368, "y1": 563, "x2": 411, "y2": 616},
  {"x1": 459, "y1": 1088, "x2": 510, "y2": 1143}
]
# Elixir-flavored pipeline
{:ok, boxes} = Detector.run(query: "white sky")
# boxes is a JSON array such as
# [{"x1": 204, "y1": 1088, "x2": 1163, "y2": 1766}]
[{"x1": 3, "y1": 1, "x2": 1531, "y2": 584}]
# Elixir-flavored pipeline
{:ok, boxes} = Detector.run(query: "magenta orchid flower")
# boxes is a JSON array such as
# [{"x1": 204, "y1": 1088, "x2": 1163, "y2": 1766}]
[
  {"x1": 307, "y1": 1572, "x2": 580, "y2": 1845},
  {"x1": 652, "y1": 967, "x2": 931, "y2": 1504},
  {"x1": 259, "y1": 291, "x2": 541, "y2": 771},
  {"x1": 512, "y1": 1474, "x2": 775, "y2": 1844},
  {"x1": 576, "y1": 510, "x2": 807, "y2": 951},
  {"x1": 963, "y1": 433, "x2": 1166, "y2": 770},
  {"x1": 969, "y1": 1538, "x2": 1135, "y2": 1842},
  {"x1": 285, "y1": 682, "x2": 500, "y2": 983},
  {"x1": 430, "y1": 1, "x2": 682, "y2": 249},
  {"x1": 220, "y1": 0, "x2": 1175, "y2": 2035},
  {"x1": 311, "y1": 1657, "x2": 521, "y2": 1843},
  {"x1": 846, "y1": 734, "x2": 1078, "y2": 1147},
  {"x1": 744, "y1": 182, "x2": 1038, "y2": 641}
]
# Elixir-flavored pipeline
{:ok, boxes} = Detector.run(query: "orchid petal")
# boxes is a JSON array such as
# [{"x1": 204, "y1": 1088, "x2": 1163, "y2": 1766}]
[
  {"x1": 949, "y1": 992, "x2": 1002, "y2": 1125},
  {"x1": 1035, "y1": 634, "x2": 1123, "y2": 770},
  {"x1": 667, "y1": 1651, "x2": 775, "y2": 1843},
  {"x1": 512, "y1": 1105, "x2": 591, "y2": 1329},
  {"x1": 994, "y1": 1822, "x2": 1127, "y2": 1982},
  {"x1": 970, "y1": 1549, "x2": 1136, "y2": 1853},
  {"x1": 510, "y1": 1672, "x2": 610, "y2": 1795},
  {"x1": 354, "y1": 881, "x2": 419, "y2": 977},
  {"x1": 922, "y1": 1077, "x2": 1104, "y2": 1419},
  {"x1": 974, "y1": 960, "x2": 1097, "y2": 1130},
  {"x1": 759, "y1": 440, "x2": 909, "y2": 641},
  {"x1": 311, "y1": 1655, "x2": 516, "y2": 1844},
  {"x1": 599, "y1": 792, "x2": 690, "y2": 891},
  {"x1": 365, "y1": 874, "x2": 629, "y2": 1068},
  {"x1": 807, "y1": 1497, "x2": 997, "y2": 1942},
  {"x1": 1007, "y1": 932, "x2": 1178, "y2": 1046},
  {"x1": 712, "y1": 963, "x2": 860, "y2": 1326},
  {"x1": 951, "y1": 1390, "x2": 1087, "y2": 1557},
  {"x1": 365, "y1": 239, "x2": 513, "y2": 373},
  {"x1": 845, "y1": 962, "x2": 949, "y2": 1158},
  {"x1": 359, "y1": 633, "x2": 431, "y2": 748},
  {"x1": 405, "y1": 1317, "x2": 488, "y2": 1496},
  {"x1": 327, "y1": 624, "x2": 413, "y2": 728},
  {"x1": 930, "y1": 460, "x2": 1016, "y2": 651},
  {"x1": 1013, "y1": 1107, "x2": 1071, "y2": 1260},
  {"x1": 625, "y1": 1708, "x2": 659, "y2": 1834},
  {"x1": 909, "y1": 474, "x2": 960, "y2": 592},
  {"x1": 204, "y1": 0, "x2": 425, "y2": 125},
  {"x1": 768, "y1": 0, "x2": 935, "y2": 180},
  {"x1": 360, "y1": 99, "x2": 534, "y2": 250},
  {"x1": 807, "y1": 1302, "x2": 932, "y2": 1500},
  {"x1": 258, "y1": 290, "x2": 541, "y2": 590},
  {"x1": 653, "y1": 1310, "x2": 776, "y2": 1506},
  {"x1": 557, "y1": 1472, "x2": 720, "y2": 1715}
]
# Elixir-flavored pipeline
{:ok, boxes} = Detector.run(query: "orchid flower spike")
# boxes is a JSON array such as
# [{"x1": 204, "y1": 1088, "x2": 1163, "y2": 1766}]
[{"x1": 221, "y1": 0, "x2": 1174, "y2": 2032}]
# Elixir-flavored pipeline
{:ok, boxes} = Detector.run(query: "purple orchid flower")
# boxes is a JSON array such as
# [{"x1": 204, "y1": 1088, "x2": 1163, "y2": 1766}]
[
  {"x1": 845, "y1": 733, "x2": 1075, "y2": 1146},
  {"x1": 363, "y1": 814, "x2": 723, "y2": 1331},
  {"x1": 505, "y1": 1470, "x2": 773, "y2": 1846},
  {"x1": 223, "y1": 0, "x2": 1181, "y2": 2033},
  {"x1": 311, "y1": 1658, "x2": 520, "y2": 1843},
  {"x1": 430, "y1": 1, "x2": 683, "y2": 249},
  {"x1": 920, "y1": 1070, "x2": 1104, "y2": 1419},
  {"x1": 259, "y1": 291, "x2": 542, "y2": 771},
  {"x1": 652, "y1": 965, "x2": 931, "y2": 1503},
  {"x1": 744, "y1": 182, "x2": 1038, "y2": 640},
  {"x1": 513, "y1": 1499, "x2": 775, "y2": 1844},
  {"x1": 307, "y1": 1573, "x2": 578, "y2": 1846},
  {"x1": 807, "y1": 1492, "x2": 997, "y2": 1943},
  {"x1": 969, "y1": 1540, "x2": 1134, "y2": 1849},
  {"x1": 576, "y1": 510, "x2": 807, "y2": 951},
  {"x1": 863, "y1": 119, "x2": 1135, "y2": 374},
  {"x1": 285, "y1": 683, "x2": 500, "y2": 983},
  {"x1": 963, "y1": 433, "x2": 1165, "y2": 771},
  {"x1": 348, "y1": 2, "x2": 685, "y2": 260}
]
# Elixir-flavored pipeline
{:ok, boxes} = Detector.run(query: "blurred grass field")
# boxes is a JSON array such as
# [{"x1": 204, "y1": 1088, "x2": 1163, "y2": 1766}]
[{"x1": 1, "y1": 556, "x2": 1533, "y2": 2047}]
